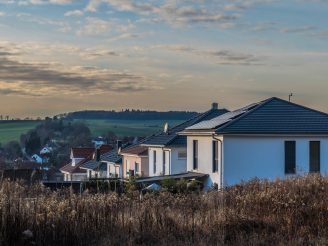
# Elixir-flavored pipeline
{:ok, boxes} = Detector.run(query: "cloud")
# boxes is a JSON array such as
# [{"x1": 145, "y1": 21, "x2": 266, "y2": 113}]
[
  {"x1": 0, "y1": 12, "x2": 6, "y2": 16},
  {"x1": 0, "y1": 45, "x2": 157, "y2": 97},
  {"x1": 281, "y1": 25, "x2": 316, "y2": 33},
  {"x1": 77, "y1": 17, "x2": 113, "y2": 35},
  {"x1": 158, "y1": 44, "x2": 263, "y2": 66},
  {"x1": 17, "y1": 0, "x2": 73, "y2": 5},
  {"x1": 64, "y1": 9, "x2": 84, "y2": 17}
]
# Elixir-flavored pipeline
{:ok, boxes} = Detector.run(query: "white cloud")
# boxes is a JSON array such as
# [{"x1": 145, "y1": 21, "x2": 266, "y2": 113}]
[{"x1": 64, "y1": 9, "x2": 84, "y2": 16}]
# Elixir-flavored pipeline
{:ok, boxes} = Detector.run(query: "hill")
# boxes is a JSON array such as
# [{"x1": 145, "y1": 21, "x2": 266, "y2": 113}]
[{"x1": 64, "y1": 110, "x2": 198, "y2": 121}]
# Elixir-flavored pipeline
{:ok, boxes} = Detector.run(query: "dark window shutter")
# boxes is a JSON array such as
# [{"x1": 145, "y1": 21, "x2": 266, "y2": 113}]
[
  {"x1": 193, "y1": 140, "x2": 198, "y2": 169},
  {"x1": 212, "y1": 141, "x2": 218, "y2": 172},
  {"x1": 285, "y1": 141, "x2": 296, "y2": 174},
  {"x1": 310, "y1": 141, "x2": 320, "y2": 173}
]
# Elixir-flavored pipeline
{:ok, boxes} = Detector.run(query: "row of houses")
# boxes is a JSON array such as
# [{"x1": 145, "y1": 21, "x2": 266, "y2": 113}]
[{"x1": 60, "y1": 97, "x2": 328, "y2": 190}]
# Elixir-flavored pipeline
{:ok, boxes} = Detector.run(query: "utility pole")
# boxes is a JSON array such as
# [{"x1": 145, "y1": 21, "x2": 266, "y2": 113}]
[{"x1": 289, "y1": 93, "x2": 293, "y2": 102}]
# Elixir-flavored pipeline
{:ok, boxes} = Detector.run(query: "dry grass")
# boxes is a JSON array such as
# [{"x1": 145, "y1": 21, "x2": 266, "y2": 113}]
[{"x1": 0, "y1": 175, "x2": 327, "y2": 245}]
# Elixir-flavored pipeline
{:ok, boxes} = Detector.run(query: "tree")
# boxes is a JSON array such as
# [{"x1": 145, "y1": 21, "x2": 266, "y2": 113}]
[
  {"x1": 4, "y1": 141, "x2": 22, "y2": 160},
  {"x1": 25, "y1": 130, "x2": 41, "y2": 155}
]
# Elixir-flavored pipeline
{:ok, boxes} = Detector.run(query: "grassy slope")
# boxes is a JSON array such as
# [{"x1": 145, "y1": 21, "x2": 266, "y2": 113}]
[
  {"x1": 0, "y1": 119, "x2": 185, "y2": 144},
  {"x1": 76, "y1": 119, "x2": 184, "y2": 137},
  {"x1": 0, "y1": 121, "x2": 40, "y2": 144}
]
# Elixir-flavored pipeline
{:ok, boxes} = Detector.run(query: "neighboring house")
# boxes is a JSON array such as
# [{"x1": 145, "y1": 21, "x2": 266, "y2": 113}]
[
  {"x1": 40, "y1": 147, "x2": 53, "y2": 155},
  {"x1": 121, "y1": 145, "x2": 148, "y2": 178},
  {"x1": 101, "y1": 149, "x2": 122, "y2": 178},
  {"x1": 180, "y1": 97, "x2": 328, "y2": 190},
  {"x1": 31, "y1": 154, "x2": 43, "y2": 164},
  {"x1": 142, "y1": 103, "x2": 229, "y2": 177},
  {"x1": 60, "y1": 146, "x2": 112, "y2": 181},
  {"x1": 92, "y1": 136, "x2": 107, "y2": 148},
  {"x1": 79, "y1": 144, "x2": 121, "y2": 179}
]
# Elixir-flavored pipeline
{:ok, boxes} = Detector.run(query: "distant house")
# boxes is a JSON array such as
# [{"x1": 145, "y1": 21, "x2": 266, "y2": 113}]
[
  {"x1": 80, "y1": 144, "x2": 122, "y2": 179},
  {"x1": 60, "y1": 146, "x2": 109, "y2": 181},
  {"x1": 101, "y1": 149, "x2": 122, "y2": 178},
  {"x1": 40, "y1": 147, "x2": 53, "y2": 155},
  {"x1": 142, "y1": 103, "x2": 229, "y2": 177},
  {"x1": 180, "y1": 97, "x2": 328, "y2": 190},
  {"x1": 121, "y1": 144, "x2": 148, "y2": 178},
  {"x1": 92, "y1": 136, "x2": 107, "y2": 148},
  {"x1": 31, "y1": 154, "x2": 43, "y2": 164}
]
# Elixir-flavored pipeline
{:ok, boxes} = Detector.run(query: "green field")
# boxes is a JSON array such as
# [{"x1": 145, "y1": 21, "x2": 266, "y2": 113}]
[
  {"x1": 0, "y1": 119, "x2": 184, "y2": 144},
  {"x1": 0, "y1": 121, "x2": 41, "y2": 145},
  {"x1": 77, "y1": 119, "x2": 184, "y2": 137}
]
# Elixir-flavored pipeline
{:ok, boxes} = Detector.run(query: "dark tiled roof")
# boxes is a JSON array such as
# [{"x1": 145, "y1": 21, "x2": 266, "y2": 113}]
[
  {"x1": 120, "y1": 145, "x2": 148, "y2": 156},
  {"x1": 185, "y1": 97, "x2": 328, "y2": 135},
  {"x1": 80, "y1": 160, "x2": 107, "y2": 171},
  {"x1": 142, "y1": 108, "x2": 229, "y2": 146},
  {"x1": 100, "y1": 149, "x2": 122, "y2": 164}
]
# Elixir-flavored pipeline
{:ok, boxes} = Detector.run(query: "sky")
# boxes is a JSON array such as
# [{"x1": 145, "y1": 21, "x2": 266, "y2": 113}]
[{"x1": 0, "y1": 0, "x2": 328, "y2": 118}]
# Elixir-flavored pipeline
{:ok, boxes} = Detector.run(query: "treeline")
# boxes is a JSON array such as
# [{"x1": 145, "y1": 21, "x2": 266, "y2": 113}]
[{"x1": 65, "y1": 110, "x2": 198, "y2": 120}]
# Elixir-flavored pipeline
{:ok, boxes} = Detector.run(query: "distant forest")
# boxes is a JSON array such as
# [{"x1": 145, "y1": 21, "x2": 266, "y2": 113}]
[{"x1": 65, "y1": 110, "x2": 199, "y2": 120}]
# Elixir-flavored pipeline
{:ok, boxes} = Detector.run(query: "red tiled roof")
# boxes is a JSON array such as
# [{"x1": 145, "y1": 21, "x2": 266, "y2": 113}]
[
  {"x1": 120, "y1": 145, "x2": 148, "y2": 156},
  {"x1": 99, "y1": 144, "x2": 113, "y2": 154},
  {"x1": 71, "y1": 148, "x2": 95, "y2": 159},
  {"x1": 60, "y1": 158, "x2": 89, "y2": 174}
]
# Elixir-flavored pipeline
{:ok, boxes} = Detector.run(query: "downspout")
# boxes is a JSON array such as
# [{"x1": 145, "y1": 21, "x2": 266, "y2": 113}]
[{"x1": 212, "y1": 134, "x2": 223, "y2": 190}]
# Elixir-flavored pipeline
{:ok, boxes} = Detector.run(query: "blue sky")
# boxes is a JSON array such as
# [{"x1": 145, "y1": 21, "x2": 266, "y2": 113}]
[{"x1": 0, "y1": 0, "x2": 328, "y2": 117}]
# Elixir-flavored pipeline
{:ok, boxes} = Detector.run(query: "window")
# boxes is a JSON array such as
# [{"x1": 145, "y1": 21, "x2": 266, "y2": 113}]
[
  {"x1": 163, "y1": 151, "x2": 166, "y2": 174},
  {"x1": 153, "y1": 150, "x2": 157, "y2": 174},
  {"x1": 135, "y1": 162, "x2": 139, "y2": 173},
  {"x1": 126, "y1": 160, "x2": 129, "y2": 175},
  {"x1": 285, "y1": 141, "x2": 296, "y2": 174},
  {"x1": 310, "y1": 141, "x2": 320, "y2": 173},
  {"x1": 193, "y1": 140, "x2": 198, "y2": 169},
  {"x1": 212, "y1": 141, "x2": 219, "y2": 173},
  {"x1": 178, "y1": 149, "x2": 187, "y2": 159}
]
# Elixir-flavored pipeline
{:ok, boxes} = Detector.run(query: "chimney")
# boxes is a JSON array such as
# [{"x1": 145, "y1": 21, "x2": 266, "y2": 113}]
[
  {"x1": 96, "y1": 148, "x2": 101, "y2": 162},
  {"x1": 116, "y1": 140, "x2": 122, "y2": 150},
  {"x1": 212, "y1": 102, "x2": 218, "y2": 110}
]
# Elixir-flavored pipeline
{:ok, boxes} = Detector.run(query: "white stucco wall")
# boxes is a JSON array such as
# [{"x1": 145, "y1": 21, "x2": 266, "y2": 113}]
[
  {"x1": 187, "y1": 136, "x2": 223, "y2": 189},
  {"x1": 186, "y1": 135, "x2": 328, "y2": 189},
  {"x1": 170, "y1": 147, "x2": 187, "y2": 174},
  {"x1": 223, "y1": 136, "x2": 328, "y2": 186},
  {"x1": 107, "y1": 162, "x2": 122, "y2": 178},
  {"x1": 148, "y1": 147, "x2": 164, "y2": 176}
]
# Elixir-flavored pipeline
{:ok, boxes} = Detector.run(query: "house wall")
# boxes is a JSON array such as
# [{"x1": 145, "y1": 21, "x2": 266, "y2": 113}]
[
  {"x1": 187, "y1": 136, "x2": 223, "y2": 189},
  {"x1": 107, "y1": 162, "x2": 122, "y2": 178},
  {"x1": 63, "y1": 173, "x2": 87, "y2": 181},
  {"x1": 122, "y1": 155, "x2": 148, "y2": 178},
  {"x1": 170, "y1": 147, "x2": 187, "y2": 174},
  {"x1": 223, "y1": 136, "x2": 328, "y2": 186},
  {"x1": 148, "y1": 147, "x2": 164, "y2": 176},
  {"x1": 187, "y1": 135, "x2": 328, "y2": 189},
  {"x1": 148, "y1": 146, "x2": 188, "y2": 176}
]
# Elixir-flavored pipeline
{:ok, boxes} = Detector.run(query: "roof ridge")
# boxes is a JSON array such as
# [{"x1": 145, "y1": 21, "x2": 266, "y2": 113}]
[
  {"x1": 272, "y1": 97, "x2": 328, "y2": 118},
  {"x1": 215, "y1": 97, "x2": 274, "y2": 133}
]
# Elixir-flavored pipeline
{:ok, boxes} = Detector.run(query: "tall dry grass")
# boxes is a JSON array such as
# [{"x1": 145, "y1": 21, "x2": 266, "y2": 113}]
[{"x1": 0, "y1": 175, "x2": 327, "y2": 245}]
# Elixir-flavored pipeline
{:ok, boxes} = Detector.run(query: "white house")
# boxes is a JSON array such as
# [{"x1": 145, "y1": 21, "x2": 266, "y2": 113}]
[
  {"x1": 80, "y1": 148, "x2": 122, "y2": 179},
  {"x1": 60, "y1": 147, "x2": 95, "y2": 181},
  {"x1": 142, "y1": 103, "x2": 228, "y2": 177},
  {"x1": 92, "y1": 136, "x2": 107, "y2": 148},
  {"x1": 180, "y1": 97, "x2": 328, "y2": 190},
  {"x1": 40, "y1": 147, "x2": 53, "y2": 155},
  {"x1": 31, "y1": 154, "x2": 43, "y2": 164}
]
